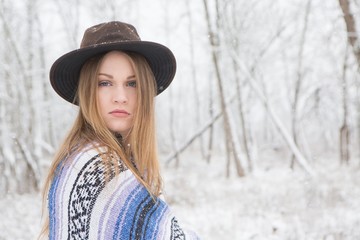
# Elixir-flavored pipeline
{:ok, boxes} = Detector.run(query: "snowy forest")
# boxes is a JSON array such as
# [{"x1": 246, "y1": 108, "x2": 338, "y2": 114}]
[{"x1": 1, "y1": 0, "x2": 360, "y2": 239}]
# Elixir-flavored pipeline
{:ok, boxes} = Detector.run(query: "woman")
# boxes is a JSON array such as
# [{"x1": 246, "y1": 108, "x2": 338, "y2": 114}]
[{"x1": 40, "y1": 21, "x2": 199, "y2": 240}]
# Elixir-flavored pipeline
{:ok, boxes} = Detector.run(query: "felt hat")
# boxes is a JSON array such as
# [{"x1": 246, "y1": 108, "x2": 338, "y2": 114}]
[{"x1": 50, "y1": 21, "x2": 177, "y2": 104}]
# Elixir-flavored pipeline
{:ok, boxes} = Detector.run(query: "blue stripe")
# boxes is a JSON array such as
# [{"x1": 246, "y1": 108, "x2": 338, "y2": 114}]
[
  {"x1": 143, "y1": 199, "x2": 168, "y2": 239},
  {"x1": 48, "y1": 162, "x2": 65, "y2": 239},
  {"x1": 113, "y1": 184, "x2": 167, "y2": 240},
  {"x1": 130, "y1": 193, "x2": 153, "y2": 239},
  {"x1": 112, "y1": 183, "x2": 143, "y2": 239}
]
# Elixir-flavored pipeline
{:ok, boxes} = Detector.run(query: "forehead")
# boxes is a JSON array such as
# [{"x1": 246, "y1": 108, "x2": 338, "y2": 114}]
[{"x1": 99, "y1": 51, "x2": 134, "y2": 74}]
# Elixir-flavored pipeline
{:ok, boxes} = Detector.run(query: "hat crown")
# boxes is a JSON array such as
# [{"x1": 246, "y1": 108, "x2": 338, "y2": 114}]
[{"x1": 80, "y1": 21, "x2": 141, "y2": 48}]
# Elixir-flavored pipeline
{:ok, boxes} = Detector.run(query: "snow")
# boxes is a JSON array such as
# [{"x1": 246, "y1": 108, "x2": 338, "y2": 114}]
[
  {"x1": 164, "y1": 150, "x2": 360, "y2": 240},
  {"x1": 0, "y1": 192, "x2": 42, "y2": 240},
  {"x1": 1, "y1": 150, "x2": 359, "y2": 240}
]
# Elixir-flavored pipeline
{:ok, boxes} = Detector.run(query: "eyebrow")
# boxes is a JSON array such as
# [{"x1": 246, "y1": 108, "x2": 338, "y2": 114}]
[
  {"x1": 98, "y1": 73, "x2": 136, "y2": 79},
  {"x1": 98, "y1": 73, "x2": 113, "y2": 79}
]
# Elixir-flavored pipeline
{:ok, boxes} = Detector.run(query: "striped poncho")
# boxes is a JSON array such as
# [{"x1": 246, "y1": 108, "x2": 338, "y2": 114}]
[{"x1": 48, "y1": 145, "x2": 199, "y2": 240}]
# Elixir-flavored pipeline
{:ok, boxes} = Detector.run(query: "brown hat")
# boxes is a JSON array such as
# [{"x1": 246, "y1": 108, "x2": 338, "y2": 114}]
[{"x1": 50, "y1": 21, "x2": 176, "y2": 104}]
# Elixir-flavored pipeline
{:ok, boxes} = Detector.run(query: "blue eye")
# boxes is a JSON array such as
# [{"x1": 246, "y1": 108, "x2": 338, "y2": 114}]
[
  {"x1": 127, "y1": 80, "x2": 137, "y2": 88},
  {"x1": 98, "y1": 80, "x2": 111, "y2": 87}
]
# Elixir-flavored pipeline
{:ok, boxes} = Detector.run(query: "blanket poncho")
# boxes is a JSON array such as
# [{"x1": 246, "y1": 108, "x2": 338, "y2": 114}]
[{"x1": 48, "y1": 145, "x2": 199, "y2": 240}]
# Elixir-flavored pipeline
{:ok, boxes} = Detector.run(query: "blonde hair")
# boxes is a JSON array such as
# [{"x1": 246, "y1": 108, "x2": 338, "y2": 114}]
[{"x1": 39, "y1": 51, "x2": 161, "y2": 238}]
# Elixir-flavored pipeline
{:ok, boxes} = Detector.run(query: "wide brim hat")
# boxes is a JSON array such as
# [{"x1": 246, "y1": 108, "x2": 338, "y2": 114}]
[{"x1": 50, "y1": 21, "x2": 176, "y2": 104}]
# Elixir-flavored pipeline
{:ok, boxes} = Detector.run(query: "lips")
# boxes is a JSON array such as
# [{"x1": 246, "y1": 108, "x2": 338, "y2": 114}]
[{"x1": 109, "y1": 109, "x2": 130, "y2": 117}]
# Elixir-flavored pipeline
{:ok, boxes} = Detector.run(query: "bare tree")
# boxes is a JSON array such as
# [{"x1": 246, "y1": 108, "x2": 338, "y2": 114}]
[
  {"x1": 202, "y1": 0, "x2": 245, "y2": 177},
  {"x1": 290, "y1": 0, "x2": 312, "y2": 169},
  {"x1": 222, "y1": 0, "x2": 254, "y2": 172}
]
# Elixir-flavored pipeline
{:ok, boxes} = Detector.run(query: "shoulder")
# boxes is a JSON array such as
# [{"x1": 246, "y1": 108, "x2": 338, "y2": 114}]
[
  {"x1": 51, "y1": 143, "x2": 126, "y2": 197},
  {"x1": 50, "y1": 144, "x2": 107, "y2": 193},
  {"x1": 67, "y1": 143, "x2": 107, "y2": 167},
  {"x1": 61, "y1": 143, "x2": 119, "y2": 172},
  {"x1": 52, "y1": 142, "x2": 128, "y2": 197}
]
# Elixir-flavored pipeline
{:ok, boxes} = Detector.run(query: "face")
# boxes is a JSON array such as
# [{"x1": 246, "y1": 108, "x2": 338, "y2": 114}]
[{"x1": 97, "y1": 51, "x2": 137, "y2": 138}]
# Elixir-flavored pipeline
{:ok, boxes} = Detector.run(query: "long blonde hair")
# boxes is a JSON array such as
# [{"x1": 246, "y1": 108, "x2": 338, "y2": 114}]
[{"x1": 39, "y1": 51, "x2": 161, "y2": 238}]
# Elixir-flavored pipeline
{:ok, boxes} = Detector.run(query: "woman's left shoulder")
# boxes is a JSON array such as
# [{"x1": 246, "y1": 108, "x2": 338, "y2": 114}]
[{"x1": 64, "y1": 143, "x2": 108, "y2": 168}]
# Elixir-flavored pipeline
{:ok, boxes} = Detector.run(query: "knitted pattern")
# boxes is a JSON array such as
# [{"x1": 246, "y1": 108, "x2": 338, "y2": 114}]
[{"x1": 48, "y1": 146, "x2": 199, "y2": 240}]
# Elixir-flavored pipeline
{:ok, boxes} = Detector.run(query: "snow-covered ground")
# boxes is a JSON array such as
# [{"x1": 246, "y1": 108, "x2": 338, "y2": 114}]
[
  {"x1": 1, "y1": 150, "x2": 359, "y2": 240},
  {"x1": 163, "y1": 150, "x2": 360, "y2": 240}
]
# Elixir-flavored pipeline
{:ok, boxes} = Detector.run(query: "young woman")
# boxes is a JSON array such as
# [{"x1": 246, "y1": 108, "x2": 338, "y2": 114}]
[{"x1": 40, "y1": 21, "x2": 199, "y2": 240}]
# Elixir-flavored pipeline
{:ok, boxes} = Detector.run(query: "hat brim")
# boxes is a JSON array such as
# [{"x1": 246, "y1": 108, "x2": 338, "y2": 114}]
[{"x1": 50, "y1": 41, "x2": 176, "y2": 104}]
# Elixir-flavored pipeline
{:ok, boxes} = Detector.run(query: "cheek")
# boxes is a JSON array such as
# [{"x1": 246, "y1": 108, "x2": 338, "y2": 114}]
[
  {"x1": 131, "y1": 94, "x2": 138, "y2": 111},
  {"x1": 97, "y1": 91, "x2": 108, "y2": 113}
]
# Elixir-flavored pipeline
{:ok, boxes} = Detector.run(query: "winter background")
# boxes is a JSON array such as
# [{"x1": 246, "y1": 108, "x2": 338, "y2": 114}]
[{"x1": 1, "y1": 0, "x2": 360, "y2": 239}]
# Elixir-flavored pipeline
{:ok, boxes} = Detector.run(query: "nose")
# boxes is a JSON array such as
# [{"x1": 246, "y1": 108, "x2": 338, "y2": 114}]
[{"x1": 113, "y1": 86, "x2": 128, "y2": 104}]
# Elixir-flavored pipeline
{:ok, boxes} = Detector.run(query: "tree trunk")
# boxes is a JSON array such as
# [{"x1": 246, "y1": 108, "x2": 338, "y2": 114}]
[
  {"x1": 338, "y1": 0, "x2": 360, "y2": 67},
  {"x1": 228, "y1": 0, "x2": 253, "y2": 172},
  {"x1": 291, "y1": 0, "x2": 312, "y2": 169},
  {"x1": 202, "y1": 0, "x2": 245, "y2": 177},
  {"x1": 340, "y1": 43, "x2": 350, "y2": 164},
  {"x1": 338, "y1": 0, "x2": 359, "y2": 164},
  {"x1": 206, "y1": 78, "x2": 215, "y2": 163}
]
